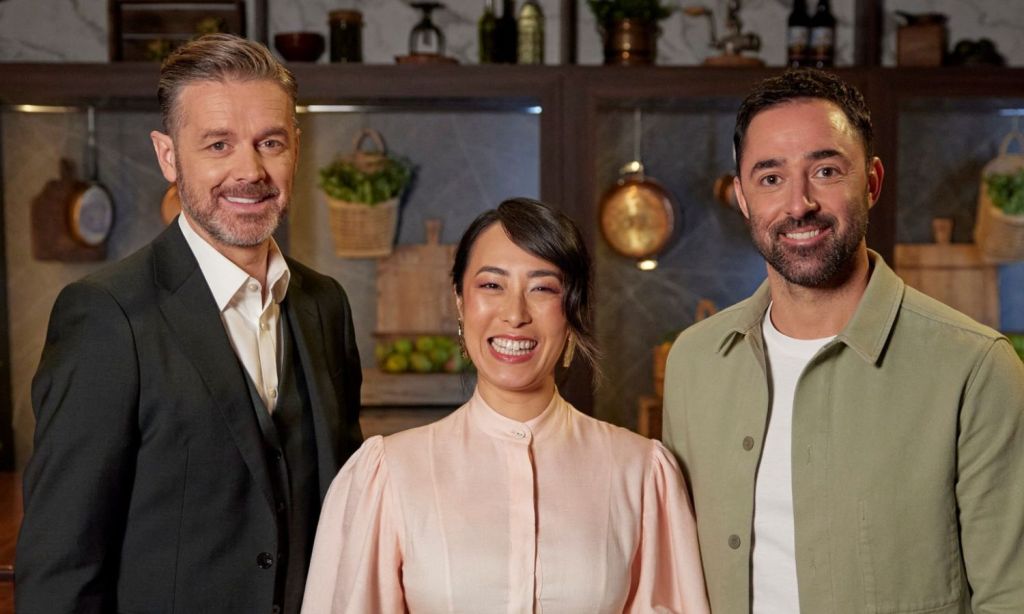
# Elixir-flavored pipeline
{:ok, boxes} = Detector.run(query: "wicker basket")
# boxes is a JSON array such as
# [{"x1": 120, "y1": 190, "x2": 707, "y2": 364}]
[
  {"x1": 327, "y1": 196, "x2": 399, "y2": 258},
  {"x1": 325, "y1": 129, "x2": 404, "y2": 258},
  {"x1": 974, "y1": 130, "x2": 1024, "y2": 263}
]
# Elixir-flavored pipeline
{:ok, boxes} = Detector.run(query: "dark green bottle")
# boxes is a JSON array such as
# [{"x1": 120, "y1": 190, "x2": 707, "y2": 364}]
[{"x1": 478, "y1": 0, "x2": 497, "y2": 63}]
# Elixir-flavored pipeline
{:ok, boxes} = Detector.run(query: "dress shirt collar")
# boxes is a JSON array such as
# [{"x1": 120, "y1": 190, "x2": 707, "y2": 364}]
[
  {"x1": 468, "y1": 389, "x2": 568, "y2": 444},
  {"x1": 717, "y1": 249, "x2": 903, "y2": 365},
  {"x1": 178, "y1": 214, "x2": 290, "y2": 311}
]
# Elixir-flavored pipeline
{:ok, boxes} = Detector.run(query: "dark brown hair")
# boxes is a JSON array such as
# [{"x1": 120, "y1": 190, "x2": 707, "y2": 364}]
[
  {"x1": 156, "y1": 33, "x2": 297, "y2": 134},
  {"x1": 452, "y1": 198, "x2": 599, "y2": 373},
  {"x1": 734, "y1": 68, "x2": 874, "y2": 170}
]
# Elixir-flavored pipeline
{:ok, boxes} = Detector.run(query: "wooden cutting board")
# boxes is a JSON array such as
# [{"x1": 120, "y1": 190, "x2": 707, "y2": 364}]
[
  {"x1": 895, "y1": 218, "x2": 1000, "y2": 329},
  {"x1": 376, "y1": 219, "x2": 457, "y2": 334}
]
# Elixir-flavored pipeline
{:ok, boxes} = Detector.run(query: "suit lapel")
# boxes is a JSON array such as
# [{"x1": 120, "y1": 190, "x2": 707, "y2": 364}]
[
  {"x1": 283, "y1": 268, "x2": 343, "y2": 498},
  {"x1": 152, "y1": 223, "x2": 277, "y2": 511}
]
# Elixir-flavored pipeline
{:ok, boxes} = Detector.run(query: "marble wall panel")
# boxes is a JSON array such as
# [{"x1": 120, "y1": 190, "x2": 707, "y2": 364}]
[{"x1": 1, "y1": 0, "x2": 1022, "y2": 66}]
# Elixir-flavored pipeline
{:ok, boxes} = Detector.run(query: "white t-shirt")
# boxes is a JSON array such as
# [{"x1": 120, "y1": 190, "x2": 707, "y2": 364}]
[{"x1": 752, "y1": 304, "x2": 833, "y2": 613}]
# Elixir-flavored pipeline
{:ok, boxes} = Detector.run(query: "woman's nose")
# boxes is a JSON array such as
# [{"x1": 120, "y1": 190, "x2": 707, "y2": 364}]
[{"x1": 501, "y1": 293, "x2": 531, "y2": 327}]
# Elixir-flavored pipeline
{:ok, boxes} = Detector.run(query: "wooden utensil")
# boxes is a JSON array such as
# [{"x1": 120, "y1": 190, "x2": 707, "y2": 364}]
[
  {"x1": 895, "y1": 217, "x2": 999, "y2": 328},
  {"x1": 30, "y1": 158, "x2": 106, "y2": 262},
  {"x1": 376, "y1": 219, "x2": 457, "y2": 334}
]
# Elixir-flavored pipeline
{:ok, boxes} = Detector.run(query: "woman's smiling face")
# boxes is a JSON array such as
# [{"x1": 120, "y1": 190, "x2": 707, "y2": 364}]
[{"x1": 457, "y1": 223, "x2": 568, "y2": 405}]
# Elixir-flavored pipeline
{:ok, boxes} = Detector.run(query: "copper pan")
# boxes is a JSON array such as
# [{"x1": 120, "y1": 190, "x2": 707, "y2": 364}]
[{"x1": 598, "y1": 160, "x2": 676, "y2": 260}]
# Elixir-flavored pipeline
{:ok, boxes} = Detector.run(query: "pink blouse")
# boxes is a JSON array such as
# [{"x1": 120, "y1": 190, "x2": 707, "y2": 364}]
[{"x1": 301, "y1": 391, "x2": 710, "y2": 614}]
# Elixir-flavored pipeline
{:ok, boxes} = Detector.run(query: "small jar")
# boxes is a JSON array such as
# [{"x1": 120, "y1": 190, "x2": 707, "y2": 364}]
[{"x1": 329, "y1": 10, "x2": 363, "y2": 63}]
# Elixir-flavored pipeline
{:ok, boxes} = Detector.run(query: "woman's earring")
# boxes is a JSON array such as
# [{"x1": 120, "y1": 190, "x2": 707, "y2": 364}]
[
  {"x1": 562, "y1": 334, "x2": 576, "y2": 368},
  {"x1": 457, "y1": 319, "x2": 468, "y2": 359}
]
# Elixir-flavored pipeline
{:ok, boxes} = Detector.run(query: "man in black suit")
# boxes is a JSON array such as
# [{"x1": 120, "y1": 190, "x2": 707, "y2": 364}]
[{"x1": 16, "y1": 34, "x2": 363, "y2": 613}]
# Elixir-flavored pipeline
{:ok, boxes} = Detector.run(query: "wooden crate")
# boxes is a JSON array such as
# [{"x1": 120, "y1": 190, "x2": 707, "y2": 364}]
[
  {"x1": 897, "y1": 23, "x2": 945, "y2": 67},
  {"x1": 109, "y1": 0, "x2": 246, "y2": 61}
]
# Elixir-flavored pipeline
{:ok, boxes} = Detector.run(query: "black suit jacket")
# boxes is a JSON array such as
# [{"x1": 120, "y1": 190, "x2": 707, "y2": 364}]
[{"x1": 16, "y1": 222, "x2": 363, "y2": 613}]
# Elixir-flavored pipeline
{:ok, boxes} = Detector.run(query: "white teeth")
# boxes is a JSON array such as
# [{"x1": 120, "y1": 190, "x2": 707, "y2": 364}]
[
  {"x1": 490, "y1": 338, "x2": 538, "y2": 356},
  {"x1": 225, "y1": 196, "x2": 260, "y2": 204},
  {"x1": 786, "y1": 229, "x2": 820, "y2": 240}
]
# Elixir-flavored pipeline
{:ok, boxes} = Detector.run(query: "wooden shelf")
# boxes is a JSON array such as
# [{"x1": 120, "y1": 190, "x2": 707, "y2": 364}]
[
  {"x1": 361, "y1": 368, "x2": 473, "y2": 407},
  {"x1": 3, "y1": 63, "x2": 1022, "y2": 106}
]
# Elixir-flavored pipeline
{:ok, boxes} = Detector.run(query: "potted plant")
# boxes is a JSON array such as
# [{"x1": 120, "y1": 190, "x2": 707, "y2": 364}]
[
  {"x1": 319, "y1": 128, "x2": 413, "y2": 258},
  {"x1": 586, "y1": 0, "x2": 673, "y2": 65}
]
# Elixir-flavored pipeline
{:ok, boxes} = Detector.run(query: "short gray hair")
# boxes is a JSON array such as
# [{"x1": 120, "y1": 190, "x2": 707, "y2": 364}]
[{"x1": 156, "y1": 33, "x2": 297, "y2": 134}]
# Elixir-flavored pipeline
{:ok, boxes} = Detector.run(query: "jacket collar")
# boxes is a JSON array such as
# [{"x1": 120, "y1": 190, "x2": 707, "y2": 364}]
[{"x1": 718, "y1": 250, "x2": 904, "y2": 365}]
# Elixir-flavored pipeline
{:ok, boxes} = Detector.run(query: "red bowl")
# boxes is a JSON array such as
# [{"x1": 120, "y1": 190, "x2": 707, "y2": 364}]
[{"x1": 274, "y1": 32, "x2": 325, "y2": 62}]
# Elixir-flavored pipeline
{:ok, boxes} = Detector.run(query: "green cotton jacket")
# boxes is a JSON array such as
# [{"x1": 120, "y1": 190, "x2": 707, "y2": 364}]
[{"x1": 662, "y1": 252, "x2": 1024, "y2": 614}]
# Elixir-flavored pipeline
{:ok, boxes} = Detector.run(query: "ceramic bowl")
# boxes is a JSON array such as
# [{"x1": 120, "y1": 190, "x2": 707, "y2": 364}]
[{"x1": 274, "y1": 32, "x2": 325, "y2": 62}]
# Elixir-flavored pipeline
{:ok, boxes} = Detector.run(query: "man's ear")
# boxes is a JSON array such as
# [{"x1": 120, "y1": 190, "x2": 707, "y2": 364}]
[
  {"x1": 733, "y1": 175, "x2": 751, "y2": 220},
  {"x1": 867, "y1": 156, "x2": 885, "y2": 209},
  {"x1": 150, "y1": 130, "x2": 177, "y2": 183}
]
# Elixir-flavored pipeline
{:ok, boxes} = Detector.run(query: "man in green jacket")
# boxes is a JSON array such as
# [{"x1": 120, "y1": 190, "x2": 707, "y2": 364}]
[{"x1": 662, "y1": 68, "x2": 1024, "y2": 613}]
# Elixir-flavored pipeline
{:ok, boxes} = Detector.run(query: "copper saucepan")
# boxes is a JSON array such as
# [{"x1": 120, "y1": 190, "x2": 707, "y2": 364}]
[
  {"x1": 598, "y1": 161, "x2": 677, "y2": 261},
  {"x1": 68, "y1": 107, "x2": 114, "y2": 246}
]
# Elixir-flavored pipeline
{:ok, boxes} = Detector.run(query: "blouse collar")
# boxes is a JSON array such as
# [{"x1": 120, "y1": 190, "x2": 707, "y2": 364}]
[{"x1": 468, "y1": 389, "x2": 569, "y2": 444}]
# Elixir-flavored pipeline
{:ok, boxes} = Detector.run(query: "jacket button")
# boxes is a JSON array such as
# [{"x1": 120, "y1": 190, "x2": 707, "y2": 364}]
[
  {"x1": 742, "y1": 436, "x2": 755, "y2": 451},
  {"x1": 728, "y1": 534, "x2": 741, "y2": 549},
  {"x1": 256, "y1": 552, "x2": 274, "y2": 569}
]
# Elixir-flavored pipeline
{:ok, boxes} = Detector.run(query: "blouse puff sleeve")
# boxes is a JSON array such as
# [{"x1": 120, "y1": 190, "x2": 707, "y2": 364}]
[
  {"x1": 625, "y1": 440, "x2": 711, "y2": 614},
  {"x1": 301, "y1": 436, "x2": 405, "y2": 614}
]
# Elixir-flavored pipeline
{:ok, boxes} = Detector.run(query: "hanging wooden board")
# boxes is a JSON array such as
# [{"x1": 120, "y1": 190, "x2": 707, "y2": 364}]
[
  {"x1": 376, "y1": 219, "x2": 457, "y2": 335},
  {"x1": 895, "y1": 218, "x2": 1000, "y2": 329}
]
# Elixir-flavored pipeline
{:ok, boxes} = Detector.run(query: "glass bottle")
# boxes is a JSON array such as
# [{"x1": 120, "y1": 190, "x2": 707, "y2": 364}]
[
  {"x1": 478, "y1": 0, "x2": 497, "y2": 63},
  {"x1": 809, "y1": 0, "x2": 835, "y2": 68},
  {"x1": 494, "y1": 0, "x2": 518, "y2": 63},
  {"x1": 516, "y1": 0, "x2": 544, "y2": 64},
  {"x1": 786, "y1": 0, "x2": 810, "y2": 67}
]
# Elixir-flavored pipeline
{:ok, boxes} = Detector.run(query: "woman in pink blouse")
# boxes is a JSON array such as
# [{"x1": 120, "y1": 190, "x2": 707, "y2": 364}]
[{"x1": 302, "y1": 198, "x2": 709, "y2": 613}]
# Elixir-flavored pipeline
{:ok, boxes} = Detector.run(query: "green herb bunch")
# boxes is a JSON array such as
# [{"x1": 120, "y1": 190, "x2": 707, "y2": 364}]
[
  {"x1": 319, "y1": 156, "x2": 413, "y2": 206},
  {"x1": 586, "y1": 0, "x2": 672, "y2": 26},
  {"x1": 985, "y1": 168, "x2": 1024, "y2": 216}
]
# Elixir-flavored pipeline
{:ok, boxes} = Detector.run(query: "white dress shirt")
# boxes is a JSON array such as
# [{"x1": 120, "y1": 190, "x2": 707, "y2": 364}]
[{"x1": 178, "y1": 215, "x2": 290, "y2": 412}]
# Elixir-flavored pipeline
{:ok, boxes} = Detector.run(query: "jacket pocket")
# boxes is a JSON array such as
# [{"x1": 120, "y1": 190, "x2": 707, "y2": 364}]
[{"x1": 857, "y1": 500, "x2": 963, "y2": 613}]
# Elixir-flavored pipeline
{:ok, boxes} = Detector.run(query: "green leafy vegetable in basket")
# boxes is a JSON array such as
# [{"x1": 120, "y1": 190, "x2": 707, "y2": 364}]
[
  {"x1": 984, "y1": 168, "x2": 1024, "y2": 216},
  {"x1": 1007, "y1": 333, "x2": 1024, "y2": 362},
  {"x1": 319, "y1": 156, "x2": 412, "y2": 206}
]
